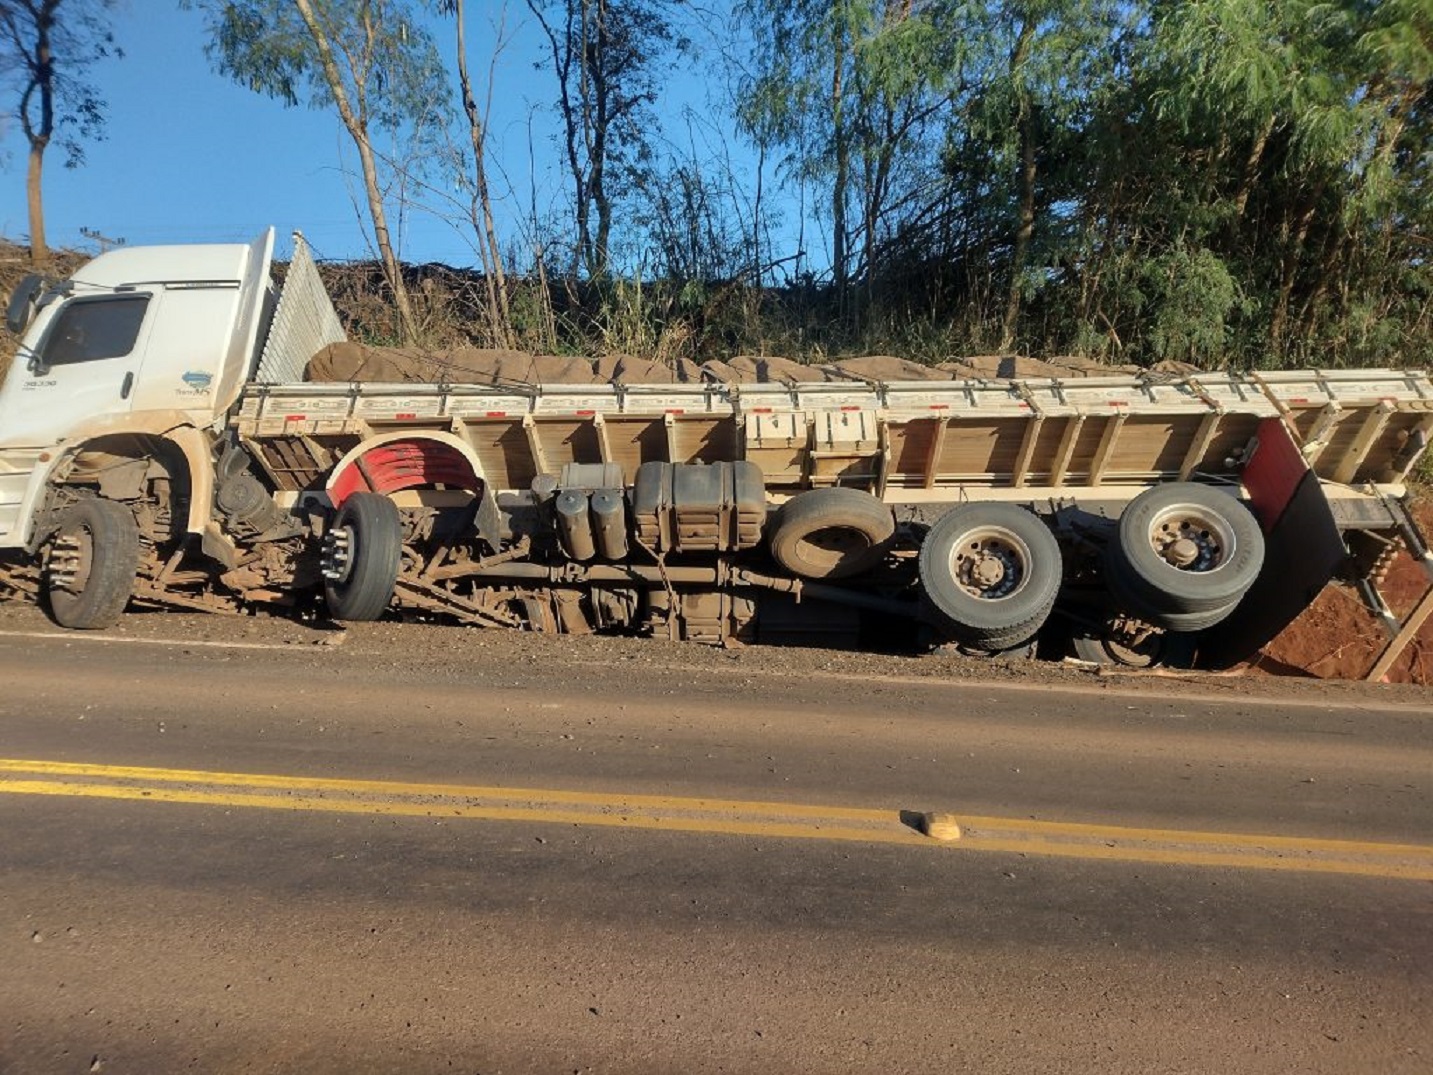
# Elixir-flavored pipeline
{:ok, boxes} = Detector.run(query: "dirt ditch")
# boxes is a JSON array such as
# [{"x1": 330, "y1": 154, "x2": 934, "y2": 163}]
[{"x1": 1253, "y1": 499, "x2": 1432, "y2": 685}]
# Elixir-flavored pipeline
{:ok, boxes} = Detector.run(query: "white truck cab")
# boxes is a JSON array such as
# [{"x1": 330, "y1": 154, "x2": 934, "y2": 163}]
[{"x1": 0, "y1": 229, "x2": 274, "y2": 547}]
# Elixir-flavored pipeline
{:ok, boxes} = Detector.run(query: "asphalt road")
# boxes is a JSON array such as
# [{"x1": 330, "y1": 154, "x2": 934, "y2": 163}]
[{"x1": 0, "y1": 605, "x2": 1429, "y2": 1074}]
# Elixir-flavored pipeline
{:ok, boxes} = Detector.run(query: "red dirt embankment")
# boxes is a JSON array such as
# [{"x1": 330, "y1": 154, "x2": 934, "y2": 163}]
[{"x1": 1254, "y1": 500, "x2": 1432, "y2": 684}]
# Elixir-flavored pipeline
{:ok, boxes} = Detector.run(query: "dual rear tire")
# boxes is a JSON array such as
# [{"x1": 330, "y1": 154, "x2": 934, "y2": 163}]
[
  {"x1": 1104, "y1": 484, "x2": 1264, "y2": 632},
  {"x1": 918, "y1": 503, "x2": 1063, "y2": 652}
]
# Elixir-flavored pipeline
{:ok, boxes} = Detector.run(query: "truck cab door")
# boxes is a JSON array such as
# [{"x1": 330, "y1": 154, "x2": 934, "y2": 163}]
[{"x1": 0, "y1": 290, "x2": 156, "y2": 448}]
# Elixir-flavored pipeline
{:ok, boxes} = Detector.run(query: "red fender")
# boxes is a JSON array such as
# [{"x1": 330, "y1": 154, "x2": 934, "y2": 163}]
[{"x1": 326, "y1": 432, "x2": 484, "y2": 509}]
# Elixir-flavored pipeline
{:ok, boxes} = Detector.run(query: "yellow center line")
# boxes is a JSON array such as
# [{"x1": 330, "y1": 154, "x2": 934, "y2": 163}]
[
  {"x1": 0, "y1": 758, "x2": 891, "y2": 821},
  {"x1": 2, "y1": 758, "x2": 1431, "y2": 881},
  {"x1": 0, "y1": 780, "x2": 907, "y2": 846}
]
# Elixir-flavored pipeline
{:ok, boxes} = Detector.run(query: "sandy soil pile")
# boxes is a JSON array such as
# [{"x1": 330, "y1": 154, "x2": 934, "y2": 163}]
[{"x1": 304, "y1": 342, "x2": 1156, "y2": 386}]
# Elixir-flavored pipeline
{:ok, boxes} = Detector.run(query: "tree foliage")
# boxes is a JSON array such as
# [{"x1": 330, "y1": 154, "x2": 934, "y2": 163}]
[
  {"x1": 37, "y1": 0, "x2": 1429, "y2": 368},
  {"x1": 524, "y1": 0, "x2": 683, "y2": 279},
  {"x1": 0, "y1": 0, "x2": 121, "y2": 263},
  {"x1": 183, "y1": 0, "x2": 450, "y2": 343},
  {"x1": 729, "y1": 0, "x2": 1432, "y2": 368}
]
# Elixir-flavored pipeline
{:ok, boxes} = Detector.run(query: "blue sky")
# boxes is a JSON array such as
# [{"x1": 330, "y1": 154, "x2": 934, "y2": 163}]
[{"x1": 0, "y1": 1, "x2": 775, "y2": 269}]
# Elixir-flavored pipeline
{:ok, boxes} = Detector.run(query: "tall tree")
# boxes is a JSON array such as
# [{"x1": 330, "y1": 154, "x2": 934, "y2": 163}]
[
  {"x1": 936, "y1": 0, "x2": 1127, "y2": 351},
  {"x1": 434, "y1": 0, "x2": 514, "y2": 347},
  {"x1": 1137, "y1": 0, "x2": 1433, "y2": 363},
  {"x1": 737, "y1": 1, "x2": 953, "y2": 316},
  {"x1": 0, "y1": 0, "x2": 120, "y2": 264},
  {"x1": 183, "y1": 0, "x2": 449, "y2": 344},
  {"x1": 525, "y1": 0, "x2": 680, "y2": 279}
]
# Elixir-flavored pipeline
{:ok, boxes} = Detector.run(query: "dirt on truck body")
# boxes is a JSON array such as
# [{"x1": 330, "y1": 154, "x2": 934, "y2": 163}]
[{"x1": 1, "y1": 231, "x2": 1430, "y2": 679}]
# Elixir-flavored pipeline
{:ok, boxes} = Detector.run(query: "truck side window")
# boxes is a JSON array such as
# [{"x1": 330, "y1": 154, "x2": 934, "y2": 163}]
[{"x1": 41, "y1": 295, "x2": 150, "y2": 367}]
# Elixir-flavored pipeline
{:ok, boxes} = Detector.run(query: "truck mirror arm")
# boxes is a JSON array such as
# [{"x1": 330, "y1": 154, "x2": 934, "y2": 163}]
[{"x1": 24, "y1": 349, "x2": 50, "y2": 377}]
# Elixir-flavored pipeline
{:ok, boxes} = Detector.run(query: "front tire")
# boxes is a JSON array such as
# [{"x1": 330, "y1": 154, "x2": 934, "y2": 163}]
[
  {"x1": 46, "y1": 498, "x2": 141, "y2": 630},
  {"x1": 322, "y1": 493, "x2": 402, "y2": 621}
]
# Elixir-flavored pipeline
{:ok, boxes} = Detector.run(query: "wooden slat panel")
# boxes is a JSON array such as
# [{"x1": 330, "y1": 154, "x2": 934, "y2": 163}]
[
  {"x1": 465, "y1": 419, "x2": 537, "y2": 490},
  {"x1": 676, "y1": 418, "x2": 739, "y2": 464},
  {"x1": 1331, "y1": 404, "x2": 1393, "y2": 484},
  {"x1": 1048, "y1": 415, "x2": 1086, "y2": 487},
  {"x1": 1102, "y1": 414, "x2": 1196, "y2": 476},
  {"x1": 1310, "y1": 412, "x2": 1367, "y2": 478},
  {"x1": 1063, "y1": 417, "x2": 1107, "y2": 482},
  {"x1": 746, "y1": 446, "x2": 806, "y2": 487},
  {"x1": 1187, "y1": 415, "x2": 1262, "y2": 474},
  {"x1": 886, "y1": 419, "x2": 936, "y2": 478},
  {"x1": 601, "y1": 416, "x2": 668, "y2": 474},
  {"x1": 1178, "y1": 413, "x2": 1221, "y2": 480},
  {"x1": 934, "y1": 417, "x2": 1029, "y2": 478},
  {"x1": 923, "y1": 418, "x2": 949, "y2": 488},
  {"x1": 1087, "y1": 412, "x2": 1128, "y2": 485},
  {"x1": 531, "y1": 419, "x2": 602, "y2": 472}
]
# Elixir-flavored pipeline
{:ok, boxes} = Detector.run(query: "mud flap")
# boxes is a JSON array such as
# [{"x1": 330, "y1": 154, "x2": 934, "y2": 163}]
[{"x1": 1199, "y1": 418, "x2": 1346, "y2": 669}]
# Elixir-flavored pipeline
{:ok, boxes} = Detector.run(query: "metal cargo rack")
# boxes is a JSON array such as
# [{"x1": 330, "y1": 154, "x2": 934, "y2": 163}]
[{"x1": 234, "y1": 367, "x2": 1433, "y2": 499}]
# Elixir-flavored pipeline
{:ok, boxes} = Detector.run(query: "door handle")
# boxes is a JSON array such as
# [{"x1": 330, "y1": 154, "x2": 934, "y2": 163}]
[{"x1": 120, "y1": 372, "x2": 134, "y2": 399}]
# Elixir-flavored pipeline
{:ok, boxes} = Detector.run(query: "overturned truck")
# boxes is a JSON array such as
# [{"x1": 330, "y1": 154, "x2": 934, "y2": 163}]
[{"x1": 2, "y1": 230, "x2": 1430, "y2": 671}]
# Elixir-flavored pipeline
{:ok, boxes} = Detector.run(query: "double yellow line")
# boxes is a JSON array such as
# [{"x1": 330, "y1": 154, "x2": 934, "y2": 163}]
[{"x1": 2, "y1": 758, "x2": 1430, "y2": 881}]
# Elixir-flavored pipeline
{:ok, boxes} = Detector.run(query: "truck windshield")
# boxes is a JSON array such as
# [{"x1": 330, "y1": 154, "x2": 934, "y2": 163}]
[{"x1": 41, "y1": 295, "x2": 150, "y2": 367}]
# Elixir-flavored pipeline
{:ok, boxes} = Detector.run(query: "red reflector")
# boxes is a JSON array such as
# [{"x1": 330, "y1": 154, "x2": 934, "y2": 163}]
[
  {"x1": 485, "y1": 411, "x2": 507, "y2": 418},
  {"x1": 395, "y1": 412, "x2": 417, "y2": 419},
  {"x1": 751, "y1": 407, "x2": 773, "y2": 413},
  {"x1": 285, "y1": 414, "x2": 306, "y2": 422},
  {"x1": 576, "y1": 409, "x2": 596, "y2": 416},
  {"x1": 928, "y1": 404, "x2": 950, "y2": 410},
  {"x1": 665, "y1": 408, "x2": 686, "y2": 415},
  {"x1": 1290, "y1": 398, "x2": 1309, "y2": 403},
  {"x1": 840, "y1": 405, "x2": 861, "y2": 412}
]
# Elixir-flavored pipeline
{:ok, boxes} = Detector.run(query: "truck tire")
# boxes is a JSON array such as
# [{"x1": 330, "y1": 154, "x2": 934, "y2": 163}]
[
  {"x1": 1106, "y1": 483, "x2": 1264, "y2": 620},
  {"x1": 322, "y1": 493, "x2": 402, "y2": 622},
  {"x1": 1106, "y1": 567, "x2": 1240, "y2": 633},
  {"x1": 46, "y1": 498, "x2": 141, "y2": 630},
  {"x1": 1071, "y1": 629, "x2": 1197, "y2": 668},
  {"x1": 767, "y1": 488, "x2": 896, "y2": 580},
  {"x1": 918, "y1": 503, "x2": 1062, "y2": 651}
]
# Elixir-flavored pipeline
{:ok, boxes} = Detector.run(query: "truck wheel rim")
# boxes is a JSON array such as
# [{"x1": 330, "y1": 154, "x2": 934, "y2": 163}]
[
  {"x1": 798, "y1": 526, "x2": 872, "y2": 573},
  {"x1": 47, "y1": 527, "x2": 93, "y2": 594},
  {"x1": 1146, "y1": 505, "x2": 1235, "y2": 572},
  {"x1": 949, "y1": 526, "x2": 1030, "y2": 600},
  {"x1": 320, "y1": 525, "x2": 356, "y2": 583}
]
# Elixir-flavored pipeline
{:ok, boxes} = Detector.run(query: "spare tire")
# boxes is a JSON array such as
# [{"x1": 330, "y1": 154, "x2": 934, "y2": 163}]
[
  {"x1": 1106, "y1": 483, "x2": 1264, "y2": 625},
  {"x1": 322, "y1": 493, "x2": 403, "y2": 621},
  {"x1": 918, "y1": 503, "x2": 1063, "y2": 651},
  {"x1": 767, "y1": 487, "x2": 895, "y2": 580}
]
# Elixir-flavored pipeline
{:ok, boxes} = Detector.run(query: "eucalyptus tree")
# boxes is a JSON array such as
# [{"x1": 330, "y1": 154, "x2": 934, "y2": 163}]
[
  {"x1": 183, "y1": 0, "x2": 449, "y2": 344},
  {"x1": 0, "y1": 0, "x2": 121, "y2": 264},
  {"x1": 1147, "y1": 0, "x2": 1433, "y2": 363},
  {"x1": 433, "y1": 0, "x2": 513, "y2": 346},
  {"x1": 736, "y1": 0, "x2": 955, "y2": 309},
  {"x1": 524, "y1": 0, "x2": 683, "y2": 280}
]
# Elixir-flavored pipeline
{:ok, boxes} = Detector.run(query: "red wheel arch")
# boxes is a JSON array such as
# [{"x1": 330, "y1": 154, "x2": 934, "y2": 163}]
[{"x1": 327, "y1": 435, "x2": 483, "y2": 509}]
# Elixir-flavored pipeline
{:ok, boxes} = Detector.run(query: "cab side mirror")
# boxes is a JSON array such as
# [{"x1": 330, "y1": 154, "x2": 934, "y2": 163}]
[{"x1": 6, "y1": 274, "x2": 45, "y2": 336}]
